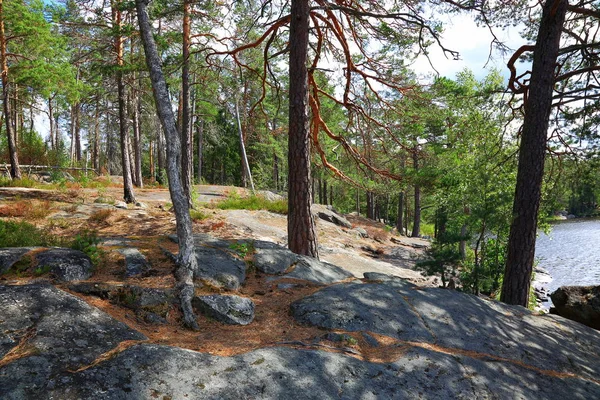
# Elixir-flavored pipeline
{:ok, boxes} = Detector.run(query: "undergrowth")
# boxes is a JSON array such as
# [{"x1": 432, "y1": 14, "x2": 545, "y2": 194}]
[
  {"x1": 0, "y1": 220, "x2": 55, "y2": 247},
  {"x1": 214, "y1": 192, "x2": 287, "y2": 214}
]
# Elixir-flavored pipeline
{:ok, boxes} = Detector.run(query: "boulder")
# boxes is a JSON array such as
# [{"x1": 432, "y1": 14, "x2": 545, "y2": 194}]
[
  {"x1": 118, "y1": 248, "x2": 150, "y2": 277},
  {"x1": 311, "y1": 204, "x2": 352, "y2": 228},
  {"x1": 193, "y1": 294, "x2": 255, "y2": 325},
  {"x1": 551, "y1": 286, "x2": 600, "y2": 329},
  {"x1": 279, "y1": 256, "x2": 353, "y2": 285},
  {"x1": 114, "y1": 200, "x2": 128, "y2": 209},
  {"x1": 253, "y1": 244, "x2": 298, "y2": 274},
  {"x1": 194, "y1": 246, "x2": 247, "y2": 290},
  {"x1": 0, "y1": 247, "x2": 36, "y2": 275},
  {"x1": 35, "y1": 248, "x2": 93, "y2": 282},
  {"x1": 352, "y1": 227, "x2": 368, "y2": 238}
]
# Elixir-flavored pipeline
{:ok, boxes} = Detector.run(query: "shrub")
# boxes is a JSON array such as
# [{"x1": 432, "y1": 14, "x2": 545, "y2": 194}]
[
  {"x1": 0, "y1": 220, "x2": 54, "y2": 247},
  {"x1": 70, "y1": 229, "x2": 103, "y2": 266},
  {"x1": 190, "y1": 209, "x2": 210, "y2": 221},
  {"x1": 88, "y1": 209, "x2": 113, "y2": 223}
]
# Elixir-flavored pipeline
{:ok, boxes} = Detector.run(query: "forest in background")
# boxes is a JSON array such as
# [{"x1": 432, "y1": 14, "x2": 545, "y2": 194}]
[{"x1": 1, "y1": 0, "x2": 600, "y2": 313}]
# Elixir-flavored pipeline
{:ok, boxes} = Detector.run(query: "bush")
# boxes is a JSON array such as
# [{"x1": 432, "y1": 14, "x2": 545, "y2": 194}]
[
  {"x1": 70, "y1": 229, "x2": 103, "y2": 266},
  {"x1": 0, "y1": 220, "x2": 54, "y2": 247}
]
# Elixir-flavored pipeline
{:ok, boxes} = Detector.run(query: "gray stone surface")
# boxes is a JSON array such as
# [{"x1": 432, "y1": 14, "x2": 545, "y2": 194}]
[
  {"x1": 0, "y1": 284, "x2": 146, "y2": 398},
  {"x1": 194, "y1": 246, "x2": 247, "y2": 290},
  {"x1": 312, "y1": 204, "x2": 352, "y2": 228},
  {"x1": 551, "y1": 285, "x2": 600, "y2": 329},
  {"x1": 168, "y1": 233, "x2": 230, "y2": 248},
  {"x1": 35, "y1": 248, "x2": 93, "y2": 282},
  {"x1": 114, "y1": 200, "x2": 128, "y2": 209},
  {"x1": 193, "y1": 294, "x2": 255, "y2": 325},
  {"x1": 353, "y1": 227, "x2": 368, "y2": 238},
  {"x1": 292, "y1": 281, "x2": 600, "y2": 381},
  {"x1": 41, "y1": 344, "x2": 600, "y2": 400},
  {"x1": 280, "y1": 256, "x2": 354, "y2": 285},
  {"x1": 254, "y1": 245, "x2": 298, "y2": 274},
  {"x1": 0, "y1": 247, "x2": 35, "y2": 275},
  {"x1": 118, "y1": 248, "x2": 150, "y2": 277}
]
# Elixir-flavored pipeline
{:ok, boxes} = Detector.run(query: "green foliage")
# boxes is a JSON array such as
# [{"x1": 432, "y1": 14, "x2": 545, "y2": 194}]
[
  {"x1": 417, "y1": 232, "x2": 462, "y2": 287},
  {"x1": 215, "y1": 193, "x2": 288, "y2": 214},
  {"x1": 229, "y1": 241, "x2": 255, "y2": 259},
  {"x1": 0, "y1": 220, "x2": 54, "y2": 247},
  {"x1": 70, "y1": 229, "x2": 103, "y2": 267},
  {"x1": 0, "y1": 177, "x2": 38, "y2": 188},
  {"x1": 190, "y1": 209, "x2": 210, "y2": 221}
]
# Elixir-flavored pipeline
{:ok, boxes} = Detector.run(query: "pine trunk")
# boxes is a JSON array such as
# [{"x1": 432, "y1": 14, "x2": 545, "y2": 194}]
[
  {"x1": 501, "y1": 0, "x2": 567, "y2": 306},
  {"x1": 287, "y1": 0, "x2": 318, "y2": 258}
]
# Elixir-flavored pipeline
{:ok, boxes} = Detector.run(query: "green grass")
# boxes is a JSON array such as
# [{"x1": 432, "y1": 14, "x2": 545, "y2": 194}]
[
  {"x1": 0, "y1": 177, "x2": 38, "y2": 188},
  {"x1": 420, "y1": 222, "x2": 435, "y2": 238},
  {"x1": 0, "y1": 220, "x2": 55, "y2": 247},
  {"x1": 214, "y1": 194, "x2": 288, "y2": 214},
  {"x1": 190, "y1": 209, "x2": 210, "y2": 221}
]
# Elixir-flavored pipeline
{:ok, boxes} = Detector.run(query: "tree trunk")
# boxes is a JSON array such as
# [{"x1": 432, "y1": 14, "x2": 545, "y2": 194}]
[
  {"x1": 48, "y1": 97, "x2": 55, "y2": 150},
  {"x1": 136, "y1": 0, "x2": 199, "y2": 330},
  {"x1": 287, "y1": 0, "x2": 318, "y2": 258},
  {"x1": 411, "y1": 151, "x2": 421, "y2": 237},
  {"x1": 396, "y1": 191, "x2": 404, "y2": 235},
  {"x1": 112, "y1": 2, "x2": 136, "y2": 203},
  {"x1": 235, "y1": 98, "x2": 254, "y2": 192},
  {"x1": 197, "y1": 119, "x2": 203, "y2": 183},
  {"x1": 0, "y1": 1, "x2": 20, "y2": 180},
  {"x1": 132, "y1": 85, "x2": 143, "y2": 187},
  {"x1": 501, "y1": 0, "x2": 567, "y2": 306},
  {"x1": 366, "y1": 191, "x2": 375, "y2": 220},
  {"x1": 93, "y1": 101, "x2": 100, "y2": 172},
  {"x1": 181, "y1": 0, "x2": 193, "y2": 203}
]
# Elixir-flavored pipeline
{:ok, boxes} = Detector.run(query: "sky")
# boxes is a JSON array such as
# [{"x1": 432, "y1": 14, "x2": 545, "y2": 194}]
[{"x1": 412, "y1": 14, "x2": 526, "y2": 82}]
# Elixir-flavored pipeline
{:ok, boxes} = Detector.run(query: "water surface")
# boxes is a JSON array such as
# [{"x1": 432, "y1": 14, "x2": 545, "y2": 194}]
[{"x1": 535, "y1": 218, "x2": 600, "y2": 297}]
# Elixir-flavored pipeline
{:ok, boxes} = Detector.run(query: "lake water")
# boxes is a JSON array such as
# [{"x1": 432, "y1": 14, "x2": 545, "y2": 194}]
[{"x1": 535, "y1": 218, "x2": 600, "y2": 305}]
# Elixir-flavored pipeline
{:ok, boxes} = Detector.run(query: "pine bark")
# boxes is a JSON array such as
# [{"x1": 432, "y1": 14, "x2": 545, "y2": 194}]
[
  {"x1": 112, "y1": 2, "x2": 136, "y2": 203},
  {"x1": 287, "y1": 0, "x2": 318, "y2": 258},
  {"x1": 501, "y1": 0, "x2": 568, "y2": 306},
  {"x1": 0, "y1": 0, "x2": 20, "y2": 180},
  {"x1": 500, "y1": 0, "x2": 568, "y2": 307},
  {"x1": 136, "y1": 0, "x2": 199, "y2": 330},
  {"x1": 396, "y1": 191, "x2": 404, "y2": 235},
  {"x1": 411, "y1": 151, "x2": 421, "y2": 237}
]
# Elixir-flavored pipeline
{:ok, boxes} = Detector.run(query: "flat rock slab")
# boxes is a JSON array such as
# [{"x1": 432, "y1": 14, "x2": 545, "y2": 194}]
[
  {"x1": 0, "y1": 284, "x2": 146, "y2": 398},
  {"x1": 0, "y1": 247, "x2": 36, "y2": 274},
  {"x1": 44, "y1": 344, "x2": 600, "y2": 399},
  {"x1": 193, "y1": 294, "x2": 255, "y2": 325},
  {"x1": 168, "y1": 233, "x2": 230, "y2": 248},
  {"x1": 35, "y1": 248, "x2": 93, "y2": 282},
  {"x1": 194, "y1": 247, "x2": 247, "y2": 290},
  {"x1": 118, "y1": 248, "x2": 150, "y2": 277},
  {"x1": 278, "y1": 256, "x2": 354, "y2": 285},
  {"x1": 291, "y1": 281, "x2": 433, "y2": 342},
  {"x1": 292, "y1": 281, "x2": 600, "y2": 381}
]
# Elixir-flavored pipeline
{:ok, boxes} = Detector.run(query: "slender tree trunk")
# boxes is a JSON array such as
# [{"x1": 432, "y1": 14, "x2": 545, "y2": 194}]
[
  {"x1": 181, "y1": 0, "x2": 193, "y2": 203},
  {"x1": 93, "y1": 101, "x2": 100, "y2": 172},
  {"x1": 112, "y1": 2, "x2": 136, "y2": 203},
  {"x1": 411, "y1": 151, "x2": 421, "y2": 237},
  {"x1": 197, "y1": 119, "x2": 203, "y2": 183},
  {"x1": 396, "y1": 191, "x2": 404, "y2": 235},
  {"x1": 0, "y1": 1, "x2": 20, "y2": 180},
  {"x1": 501, "y1": 0, "x2": 567, "y2": 306},
  {"x1": 323, "y1": 179, "x2": 328, "y2": 206},
  {"x1": 131, "y1": 80, "x2": 143, "y2": 187},
  {"x1": 235, "y1": 98, "x2": 254, "y2": 192},
  {"x1": 75, "y1": 103, "x2": 82, "y2": 161},
  {"x1": 48, "y1": 97, "x2": 55, "y2": 150},
  {"x1": 136, "y1": 0, "x2": 199, "y2": 330},
  {"x1": 288, "y1": 0, "x2": 318, "y2": 257},
  {"x1": 366, "y1": 191, "x2": 375, "y2": 220}
]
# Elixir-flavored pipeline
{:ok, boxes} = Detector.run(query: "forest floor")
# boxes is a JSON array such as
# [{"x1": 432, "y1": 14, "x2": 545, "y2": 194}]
[{"x1": 0, "y1": 179, "x2": 433, "y2": 358}]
